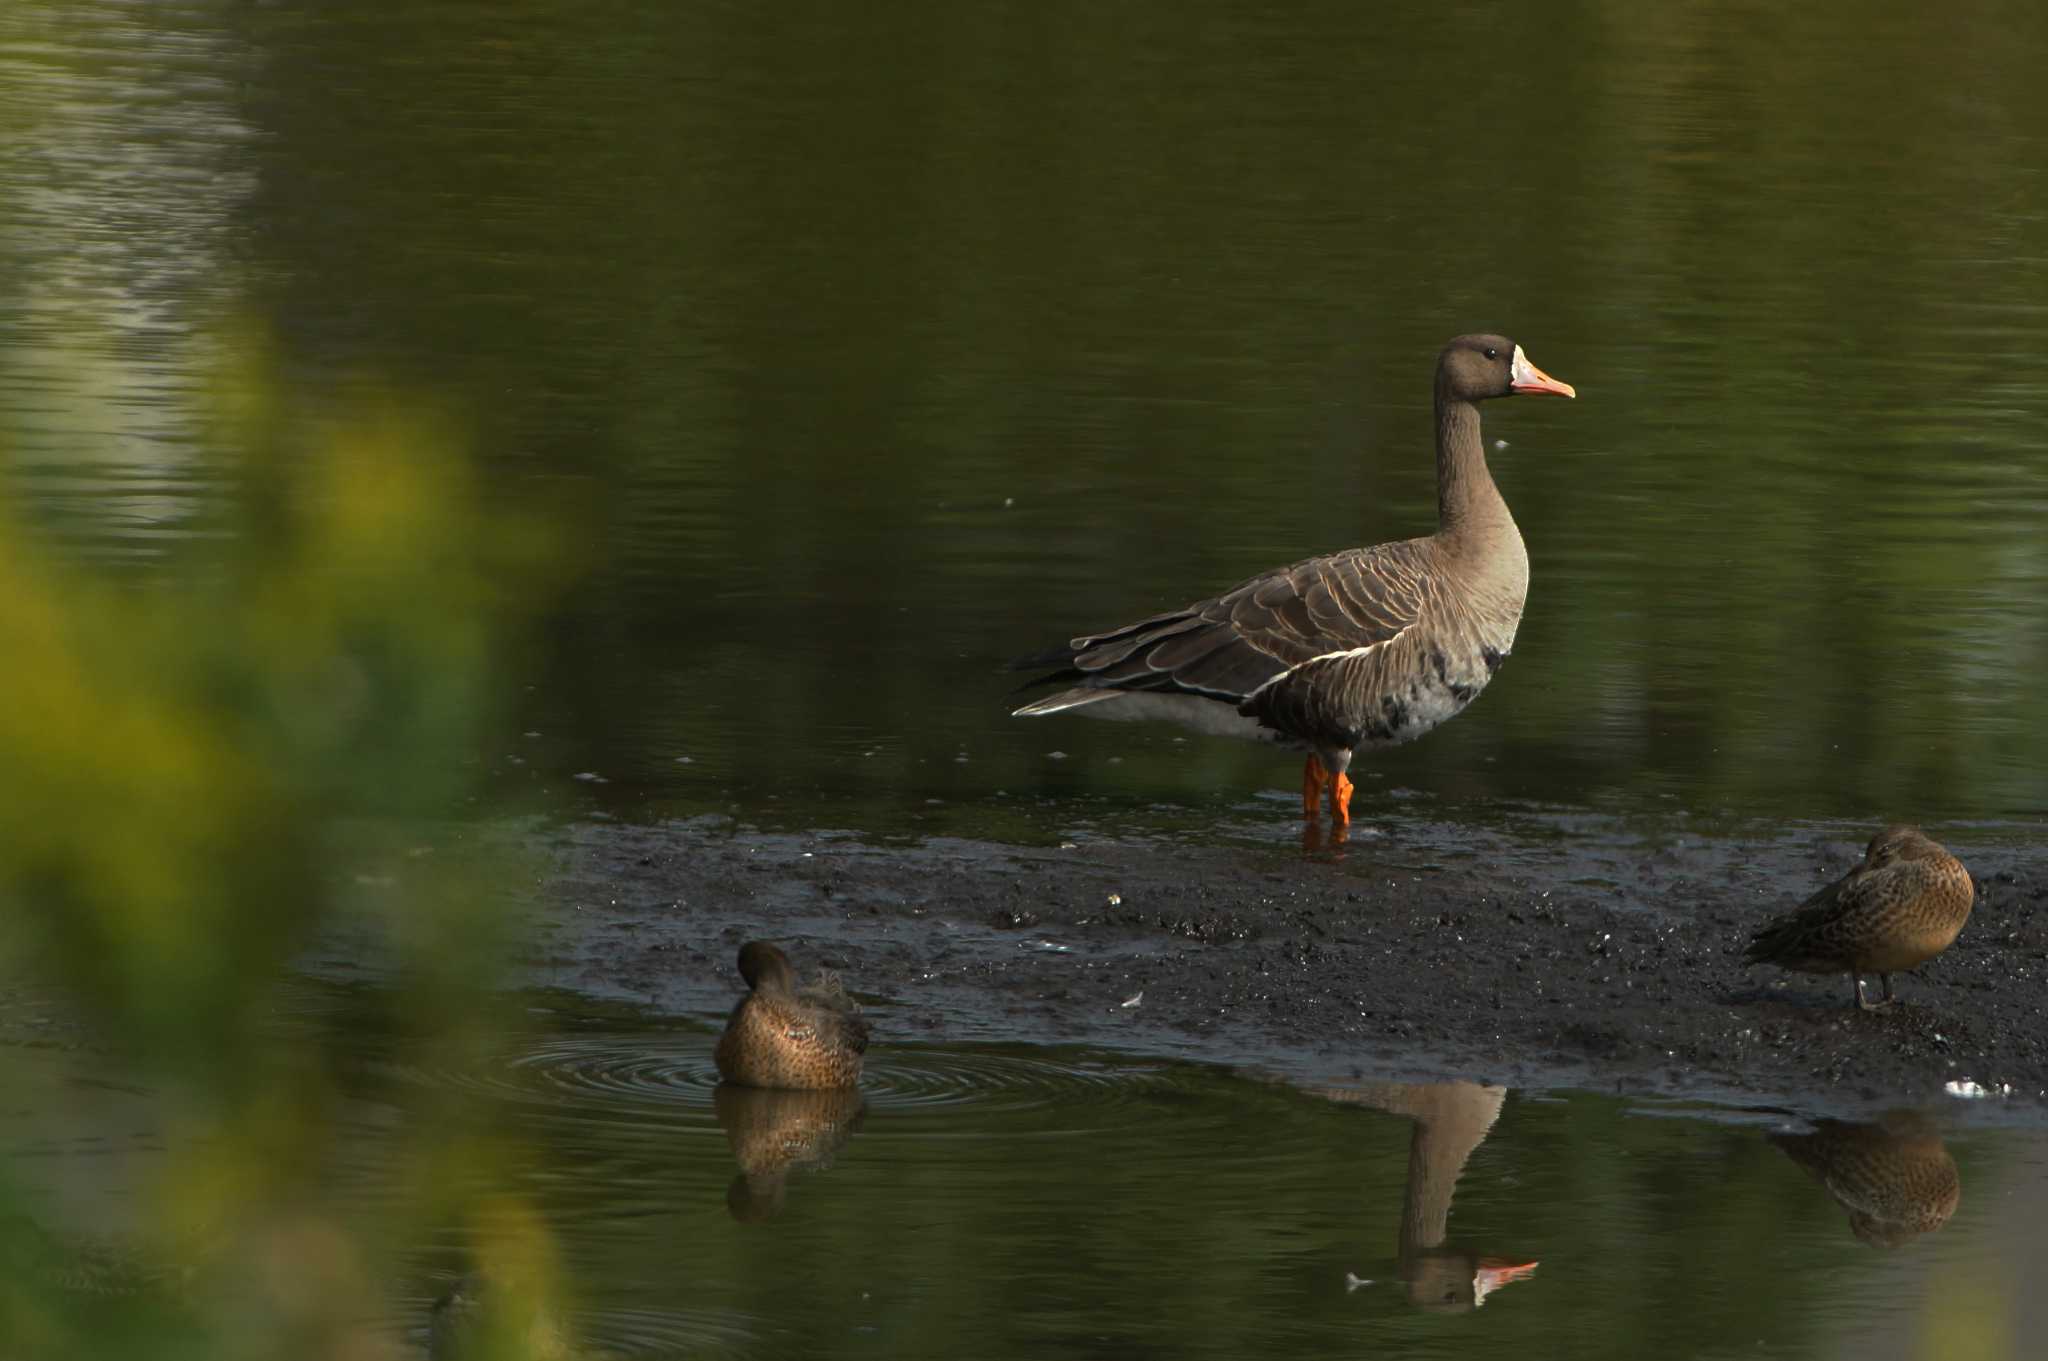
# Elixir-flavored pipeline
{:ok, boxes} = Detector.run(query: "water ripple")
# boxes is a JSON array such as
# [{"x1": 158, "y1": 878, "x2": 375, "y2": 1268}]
[
  {"x1": 575, "y1": 1303, "x2": 755, "y2": 1359},
  {"x1": 405, "y1": 1294, "x2": 755, "y2": 1361},
  {"x1": 382, "y1": 1032, "x2": 1199, "y2": 1139}
]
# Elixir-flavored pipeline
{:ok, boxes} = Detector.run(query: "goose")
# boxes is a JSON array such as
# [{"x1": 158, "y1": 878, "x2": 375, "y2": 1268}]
[
  {"x1": 1012, "y1": 334, "x2": 1574, "y2": 824},
  {"x1": 1744, "y1": 825, "x2": 1975, "y2": 1011},
  {"x1": 714, "y1": 941, "x2": 869, "y2": 1089}
]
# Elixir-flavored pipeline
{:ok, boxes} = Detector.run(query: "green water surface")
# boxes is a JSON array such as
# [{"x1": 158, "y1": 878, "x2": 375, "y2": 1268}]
[{"x1": 5, "y1": 0, "x2": 2048, "y2": 836}]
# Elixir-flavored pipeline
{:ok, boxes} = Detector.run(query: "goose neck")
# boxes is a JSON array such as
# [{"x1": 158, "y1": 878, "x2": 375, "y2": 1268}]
[{"x1": 1433, "y1": 393, "x2": 1508, "y2": 537}]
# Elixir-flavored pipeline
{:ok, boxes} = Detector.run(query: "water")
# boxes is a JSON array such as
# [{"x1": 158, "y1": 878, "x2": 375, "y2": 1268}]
[
  {"x1": 6, "y1": 1, "x2": 2048, "y2": 838},
  {"x1": 6, "y1": 7, "x2": 2048, "y2": 1355},
  {"x1": 7, "y1": 987, "x2": 2047, "y2": 1359}
]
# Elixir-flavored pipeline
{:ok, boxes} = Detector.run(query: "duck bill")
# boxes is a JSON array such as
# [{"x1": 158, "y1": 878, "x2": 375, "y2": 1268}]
[{"x1": 1510, "y1": 346, "x2": 1575, "y2": 398}]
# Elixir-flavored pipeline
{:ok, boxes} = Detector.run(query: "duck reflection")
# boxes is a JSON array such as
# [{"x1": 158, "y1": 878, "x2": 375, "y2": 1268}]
[
  {"x1": 1312, "y1": 1079, "x2": 1537, "y2": 1311},
  {"x1": 1768, "y1": 1112, "x2": 1959, "y2": 1247},
  {"x1": 714, "y1": 1084, "x2": 866, "y2": 1222}
]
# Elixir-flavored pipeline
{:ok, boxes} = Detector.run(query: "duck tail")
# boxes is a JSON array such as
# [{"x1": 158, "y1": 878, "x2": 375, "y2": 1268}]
[{"x1": 1743, "y1": 918, "x2": 1801, "y2": 966}]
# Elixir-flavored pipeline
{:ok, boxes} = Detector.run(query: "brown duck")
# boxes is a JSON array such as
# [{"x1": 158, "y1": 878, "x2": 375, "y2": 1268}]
[
  {"x1": 1769, "y1": 1112, "x2": 1960, "y2": 1248},
  {"x1": 1013, "y1": 334, "x2": 1575, "y2": 825},
  {"x1": 714, "y1": 941, "x2": 868, "y2": 1089},
  {"x1": 1744, "y1": 825, "x2": 1975, "y2": 1010}
]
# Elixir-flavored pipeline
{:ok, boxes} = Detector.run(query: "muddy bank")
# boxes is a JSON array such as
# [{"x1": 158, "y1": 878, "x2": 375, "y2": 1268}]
[{"x1": 530, "y1": 813, "x2": 2048, "y2": 1117}]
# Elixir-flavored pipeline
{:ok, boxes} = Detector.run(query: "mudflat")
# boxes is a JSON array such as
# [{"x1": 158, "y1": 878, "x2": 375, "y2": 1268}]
[{"x1": 533, "y1": 813, "x2": 2048, "y2": 1118}]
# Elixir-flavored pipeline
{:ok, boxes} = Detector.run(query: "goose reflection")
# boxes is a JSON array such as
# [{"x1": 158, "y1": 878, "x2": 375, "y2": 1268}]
[
  {"x1": 1301, "y1": 819, "x2": 1349, "y2": 856},
  {"x1": 714, "y1": 1083, "x2": 866, "y2": 1222},
  {"x1": 1769, "y1": 1111, "x2": 1959, "y2": 1247},
  {"x1": 1311, "y1": 1079, "x2": 1537, "y2": 1311}
]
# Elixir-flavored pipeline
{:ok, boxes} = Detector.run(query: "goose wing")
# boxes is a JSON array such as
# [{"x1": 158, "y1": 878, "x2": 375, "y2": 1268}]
[{"x1": 1014, "y1": 540, "x2": 1434, "y2": 713}]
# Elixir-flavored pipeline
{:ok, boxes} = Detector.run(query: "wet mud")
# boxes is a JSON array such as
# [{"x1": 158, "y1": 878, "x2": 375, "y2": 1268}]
[{"x1": 530, "y1": 813, "x2": 2048, "y2": 1119}]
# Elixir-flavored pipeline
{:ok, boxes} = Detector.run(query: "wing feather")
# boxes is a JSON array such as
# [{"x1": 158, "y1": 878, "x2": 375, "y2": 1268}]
[{"x1": 1012, "y1": 539, "x2": 1437, "y2": 713}]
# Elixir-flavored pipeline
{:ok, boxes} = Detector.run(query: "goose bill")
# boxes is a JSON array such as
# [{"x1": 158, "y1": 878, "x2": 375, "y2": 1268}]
[
  {"x1": 1472, "y1": 1257, "x2": 1540, "y2": 1305},
  {"x1": 1510, "y1": 346, "x2": 1575, "y2": 398}
]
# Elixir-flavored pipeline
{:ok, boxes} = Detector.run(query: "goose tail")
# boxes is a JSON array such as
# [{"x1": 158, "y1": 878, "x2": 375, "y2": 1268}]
[{"x1": 1011, "y1": 688, "x2": 1123, "y2": 719}]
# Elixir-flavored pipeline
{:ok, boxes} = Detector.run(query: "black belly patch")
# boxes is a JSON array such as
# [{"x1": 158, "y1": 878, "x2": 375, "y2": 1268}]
[{"x1": 1362, "y1": 692, "x2": 1411, "y2": 742}]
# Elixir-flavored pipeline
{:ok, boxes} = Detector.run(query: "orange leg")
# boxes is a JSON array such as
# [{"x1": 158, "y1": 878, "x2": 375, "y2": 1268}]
[
  {"x1": 1301, "y1": 755, "x2": 1328, "y2": 819},
  {"x1": 1330, "y1": 772, "x2": 1354, "y2": 825}
]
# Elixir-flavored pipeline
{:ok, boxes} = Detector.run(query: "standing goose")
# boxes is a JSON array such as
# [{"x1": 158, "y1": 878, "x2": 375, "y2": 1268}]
[
  {"x1": 1744, "y1": 825, "x2": 1975, "y2": 1011},
  {"x1": 1012, "y1": 334, "x2": 1575, "y2": 825}
]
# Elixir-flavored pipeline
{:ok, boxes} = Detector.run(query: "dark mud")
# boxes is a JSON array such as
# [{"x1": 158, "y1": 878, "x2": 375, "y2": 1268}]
[{"x1": 530, "y1": 813, "x2": 2048, "y2": 1119}]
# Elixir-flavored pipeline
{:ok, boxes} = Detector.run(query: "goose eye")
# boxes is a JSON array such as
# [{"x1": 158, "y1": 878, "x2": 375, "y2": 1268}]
[{"x1": 1484, "y1": 347, "x2": 1498, "y2": 360}]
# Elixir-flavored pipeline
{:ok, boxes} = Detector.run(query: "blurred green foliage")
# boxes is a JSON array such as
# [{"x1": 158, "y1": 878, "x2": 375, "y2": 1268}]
[
  {"x1": 0, "y1": 335, "x2": 572, "y2": 1359},
  {"x1": 4, "y1": 0, "x2": 2048, "y2": 1356}
]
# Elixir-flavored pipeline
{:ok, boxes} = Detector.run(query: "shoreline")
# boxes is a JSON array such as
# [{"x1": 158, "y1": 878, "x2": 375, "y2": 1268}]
[{"x1": 530, "y1": 813, "x2": 2048, "y2": 1121}]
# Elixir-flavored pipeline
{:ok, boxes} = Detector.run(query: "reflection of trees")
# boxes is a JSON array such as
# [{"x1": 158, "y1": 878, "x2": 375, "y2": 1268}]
[{"x1": 1, "y1": 1, "x2": 251, "y2": 486}]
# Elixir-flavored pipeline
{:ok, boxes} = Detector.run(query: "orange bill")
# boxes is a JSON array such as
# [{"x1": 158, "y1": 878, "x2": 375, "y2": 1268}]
[
  {"x1": 1510, "y1": 346, "x2": 1575, "y2": 398},
  {"x1": 1472, "y1": 1257, "x2": 1540, "y2": 1306}
]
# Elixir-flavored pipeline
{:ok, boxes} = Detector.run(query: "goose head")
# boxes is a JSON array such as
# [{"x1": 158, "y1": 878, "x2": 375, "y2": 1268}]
[{"x1": 1438, "y1": 334, "x2": 1575, "y2": 402}]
